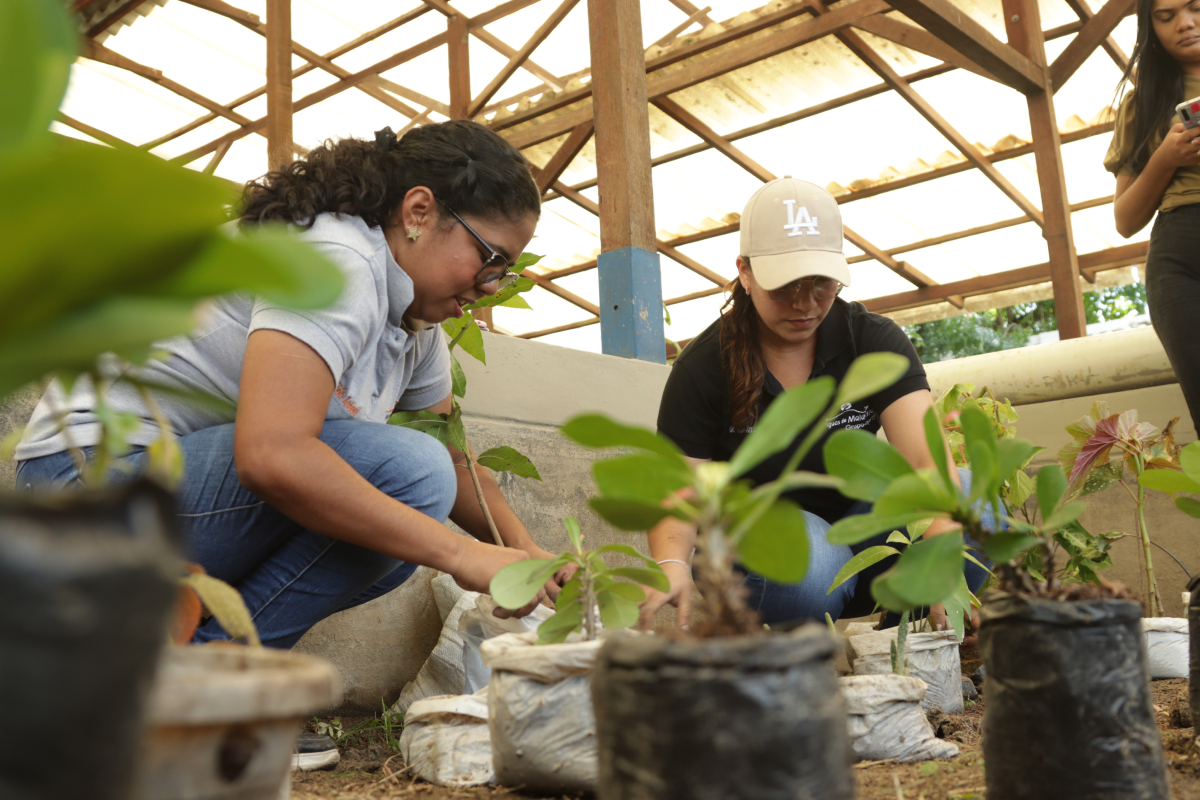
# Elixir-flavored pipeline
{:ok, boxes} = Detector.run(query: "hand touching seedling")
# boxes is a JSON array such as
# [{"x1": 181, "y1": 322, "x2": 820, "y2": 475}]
[{"x1": 490, "y1": 517, "x2": 669, "y2": 643}]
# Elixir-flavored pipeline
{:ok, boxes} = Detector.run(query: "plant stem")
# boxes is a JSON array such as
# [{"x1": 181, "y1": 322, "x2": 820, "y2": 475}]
[
  {"x1": 1137, "y1": 482, "x2": 1163, "y2": 616},
  {"x1": 462, "y1": 434, "x2": 504, "y2": 547},
  {"x1": 582, "y1": 562, "x2": 597, "y2": 641}
]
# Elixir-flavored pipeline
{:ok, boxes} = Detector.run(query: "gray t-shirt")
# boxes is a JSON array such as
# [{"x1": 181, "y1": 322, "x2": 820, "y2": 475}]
[{"x1": 16, "y1": 213, "x2": 452, "y2": 461}]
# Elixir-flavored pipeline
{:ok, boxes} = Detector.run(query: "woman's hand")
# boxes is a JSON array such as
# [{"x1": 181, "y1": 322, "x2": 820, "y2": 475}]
[
  {"x1": 927, "y1": 602, "x2": 981, "y2": 649},
  {"x1": 638, "y1": 560, "x2": 692, "y2": 630},
  {"x1": 1156, "y1": 122, "x2": 1200, "y2": 170},
  {"x1": 522, "y1": 544, "x2": 579, "y2": 602},
  {"x1": 450, "y1": 538, "x2": 547, "y2": 618}
]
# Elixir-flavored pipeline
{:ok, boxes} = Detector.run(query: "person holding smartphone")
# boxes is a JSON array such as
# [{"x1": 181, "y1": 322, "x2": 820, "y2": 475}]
[{"x1": 1106, "y1": 0, "x2": 1200, "y2": 426}]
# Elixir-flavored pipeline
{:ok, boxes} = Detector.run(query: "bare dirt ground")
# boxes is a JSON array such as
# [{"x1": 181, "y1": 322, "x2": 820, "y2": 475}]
[{"x1": 293, "y1": 677, "x2": 1200, "y2": 800}]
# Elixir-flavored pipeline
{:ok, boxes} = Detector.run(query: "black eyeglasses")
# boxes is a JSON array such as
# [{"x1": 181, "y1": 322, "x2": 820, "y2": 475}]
[
  {"x1": 766, "y1": 276, "x2": 842, "y2": 303},
  {"x1": 437, "y1": 200, "x2": 516, "y2": 288}
]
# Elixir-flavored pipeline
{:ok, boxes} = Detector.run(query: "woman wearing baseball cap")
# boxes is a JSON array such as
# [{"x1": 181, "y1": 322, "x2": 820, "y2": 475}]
[{"x1": 641, "y1": 177, "x2": 993, "y2": 632}]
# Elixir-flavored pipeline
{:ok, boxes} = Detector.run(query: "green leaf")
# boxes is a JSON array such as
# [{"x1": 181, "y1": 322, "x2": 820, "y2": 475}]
[
  {"x1": 476, "y1": 445, "x2": 542, "y2": 480},
  {"x1": 595, "y1": 543, "x2": 660, "y2": 569},
  {"x1": 870, "y1": 572, "x2": 913, "y2": 613},
  {"x1": 1041, "y1": 501, "x2": 1086, "y2": 532},
  {"x1": 996, "y1": 439, "x2": 1036, "y2": 487},
  {"x1": 0, "y1": 0, "x2": 75, "y2": 153},
  {"x1": 453, "y1": 315, "x2": 487, "y2": 363},
  {"x1": 923, "y1": 407, "x2": 952, "y2": 487},
  {"x1": 588, "y1": 496, "x2": 675, "y2": 531},
  {"x1": 1181, "y1": 442, "x2": 1200, "y2": 484},
  {"x1": 983, "y1": 533, "x2": 1040, "y2": 563},
  {"x1": 537, "y1": 601, "x2": 583, "y2": 644},
  {"x1": 941, "y1": 573, "x2": 972, "y2": 642},
  {"x1": 597, "y1": 590, "x2": 640, "y2": 630},
  {"x1": 607, "y1": 566, "x2": 672, "y2": 591},
  {"x1": 593, "y1": 453, "x2": 691, "y2": 504},
  {"x1": 1139, "y1": 468, "x2": 1200, "y2": 496},
  {"x1": 887, "y1": 530, "x2": 912, "y2": 545},
  {"x1": 564, "y1": 516, "x2": 583, "y2": 554},
  {"x1": 449, "y1": 351, "x2": 466, "y2": 398},
  {"x1": 835, "y1": 352, "x2": 909, "y2": 406},
  {"x1": 826, "y1": 511, "x2": 935, "y2": 545},
  {"x1": 873, "y1": 471, "x2": 954, "y2": 516},
  {"x1": 824, "y1": 429, "x2": 914, "y2": 502},
  {"x1": 826, "y1": 545, "x2": 900, "y2": 594},
  {"x1": 1036, "y1": 465, "x2": 1067, "y2": 521},
  {"x1": 729, "y1": 377, "x2": 834, "y2": 477},
  {"x1": 770, "y1": 471, "x2": 847, "y2": 493},
  {"x1": 736, "y1": 499, "x2": 809, "y2": 584},
  {"x1": 960, "y1": 405, "x2": 999, "y2": 500},
  {"x1": 1176, "y1": 497, "x2": 1200, "y2": 518},
  {"x1": 1079, "y1": 461, "x2": 1123, "y2": 497},
  {"x1": 181, "y1": 573, "x2": 261, "y2": 646},
  {"x1": 513, "y1": 252, "x2": 543, "y2": 272},
  {"x1": 387, "y1": 409, "x2": 452, "y2": 448},
  {"x1": 489, "y1": 558, "x2": 563, "y2": 609},
  {"x1": 154, "y1": 225, "x2": 345, "y2": 309},
  {"x1": 882, "y1": 532, "x2": 964, "y2": 607},
  {"x1": 464, "y1": 276, "x2": 537, "y2": 311},
  {"x1": 498, "y1": 292, "x2": 533, "y2": 310},
  {"x1": 445, "y1": 403, "x2": 468, "y2": 453},
  {"x1": 562, "y1": 414, "x2": 685, "y2": 460},
  {"x1": 1004, "y1": 468, "x2": 1036, "y2": 510},
  {"x1": 599, "y1": 581, "x2": 648, "y2": 603}
]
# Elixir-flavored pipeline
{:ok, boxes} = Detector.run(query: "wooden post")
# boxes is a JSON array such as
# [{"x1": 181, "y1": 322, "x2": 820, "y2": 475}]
[
  {"x1": 1004, "y1": 0, "x2": 1087, "y2": 339},
  {"x1": 265, "y1": 0, "x2": 292, "y2": 172},
  {"x1": 448, "y1": 13, "x2": 470, "y2": 120},
  {"x1": 588, "y1": 0, "x2": 665, "y2": 363}
]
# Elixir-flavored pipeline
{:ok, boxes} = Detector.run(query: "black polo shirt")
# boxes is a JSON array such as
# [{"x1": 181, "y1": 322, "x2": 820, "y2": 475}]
[{"x1": 657, "y1": 298, "x2": 929, "y2": 523}]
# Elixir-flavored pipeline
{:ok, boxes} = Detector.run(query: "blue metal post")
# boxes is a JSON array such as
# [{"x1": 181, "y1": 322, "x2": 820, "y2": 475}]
[{"x1": 598, "y1": 245, "x2": 665, "y2": 364}]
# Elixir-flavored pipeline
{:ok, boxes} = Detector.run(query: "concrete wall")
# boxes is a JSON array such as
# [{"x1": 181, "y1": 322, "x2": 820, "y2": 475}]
[{"x1": 3, "y1": 328, "x2": 1196, "y2": 714}]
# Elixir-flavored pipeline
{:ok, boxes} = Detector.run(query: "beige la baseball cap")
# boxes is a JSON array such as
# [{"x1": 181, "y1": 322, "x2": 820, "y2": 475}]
[{"x1": 739, "y1": 176, "x2": 851, "y2": 291}]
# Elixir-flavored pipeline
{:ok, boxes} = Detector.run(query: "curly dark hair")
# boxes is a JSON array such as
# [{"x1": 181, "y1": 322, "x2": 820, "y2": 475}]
[
  {"x1": 1111, "y1": 0, "x2": 1187, "y2": 175},
  {"x1": 239, "y1": 119, "x2": 541, "y2": 229},
  {"x1": 719, "y1": 271, "x2": 766, "y2": 432}
]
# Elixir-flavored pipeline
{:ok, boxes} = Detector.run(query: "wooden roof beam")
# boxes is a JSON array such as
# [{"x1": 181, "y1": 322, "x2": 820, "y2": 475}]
[
  {"x1": 835, "y1": 25, "x2": 1046, "y2": 227},
  {"x1": 468, "y1": 0, "x2": 580, "y2": 117},
  {"x1": 86, "y1": 0, "x2": 148, "y2": 38},
  {"x1": 1049, "y1": 0, "x2": 1135, "y2": 91},
  {"x1": 139, "y1": 4, "x2": 432, "y2": 152},
  {"x1": 852, "y1": 15, "x2": 993, "y2": 81},
  {"x1": 652, "y1": 6, "x2": 712, "y2": 49},
  {"x1": 533, "y1": 121, "x2": 594, "y2": 194},
  {"x1": 424, "y1": 0, "x2": 566, "y2": 93},
  {"x1": 861, "y1": 242, "x2": 1147, "y2": 313},
  {"x1": 1063, "y1": 0, "x2": 1130, "y2": 73},
  {"x1": 172, "y1": 30, "x2": 450, "y2": 165},
  {"x1": 885, "y1": 0, "x2": 1046, "y2": 94},
  {"x1": 504, "y1": 0, "x2": 890, "y2": 149},
  {"x1": 666, "y1": 0, "x2": 715, "y2": 27}
]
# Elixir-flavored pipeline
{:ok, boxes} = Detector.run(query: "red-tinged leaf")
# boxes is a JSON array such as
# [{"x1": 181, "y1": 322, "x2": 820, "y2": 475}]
[{"x1": 1070, "y1": 415, "x2": 1121, "y2": 487}]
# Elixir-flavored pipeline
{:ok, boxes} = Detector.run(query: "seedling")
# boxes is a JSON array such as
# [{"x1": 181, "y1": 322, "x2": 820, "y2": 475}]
[
  {"x1": 490, "y1": 517, "x2": 669, "y2": 643},
  {"x1": 389, "y1": 257, "x2": 543, "y2": 545},
  {"x1": 560, "y1": 352, "x2": 908, "y2": 636}
]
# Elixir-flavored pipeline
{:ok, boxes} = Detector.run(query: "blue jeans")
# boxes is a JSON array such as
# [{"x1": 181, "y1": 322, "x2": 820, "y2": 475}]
[
  {"x1": 743, "y1": 468, "x2": 994, "y2": 625},
  {"x1": 16, "y1": 421, "x2": 457, "y2": 648}
]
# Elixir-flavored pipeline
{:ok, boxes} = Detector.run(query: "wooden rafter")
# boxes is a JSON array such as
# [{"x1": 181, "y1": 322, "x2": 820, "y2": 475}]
[
  {"x1": 471, "y1": 0, "x2": 547, "y2": 29},
  {"x1": 1049, "y1": 0, "x2": 1135, "y2": 91},
  {"x1": 852, "y1": 15, "x2": 992, "y2": 81},
  {"x1": 534, "y1": 121, "x2": 594, "y2": 194},
  {"x1": 139, "y1": 4, "x2": 434, "y2": 152},
  {"x1": 665, "y1": 0, "x2": 715, "y2": 27},
  {"x1": 1063, "y1": 0, "x2": 1130, "y2": 72},
  {"x1": 503, "y1": 0, "x2": 891, "y2": 150},
  {"x1": 449, "y1": 12, "x2": 471, "y2": 118},
  {"x1": 265, "y1": 0, "x2": 291, "y2": 173},
  {"x1": 493, "y1": 0, "x2": 876, "y2": 138},
  {"x1": 526, "y1": 272, "x2": 601, "y2": 315},
  {"x1": 180, "y1": 0, "x2": 425, "y2": 122},
  {"x1": 203, "y1": 140, "x2": 233, "y2": 175},
  {"x1": 172, "y1": 30, "x2": 450, "y2": 165},
  {"x1": 885, "y1": 0, "x2": 1046, "y2": 94},
  {"x1": 85, "y1": 0, "x2": 147, "y2": 38},
  {"x1": 834, "y1": 25, "x2": 1046, "y2": 228},
  {"x1": 57, "y1": 113, "x2": 133, "y2": 147},
  {"x1": 424, "y1": 0, "x2": 565, "y2": 93},
  {"x1": 653, "y1": 94, "x2": 944, "y2": 295},
  {"x1": 652, "y1": 6, "x2": 712, "y2": 49},
  {"x1": 861, "y1": 243, "x2": 1147, "y2": 314},
  {"x1": 469, "y1": 0, "x2": 580, "y2": 117}
]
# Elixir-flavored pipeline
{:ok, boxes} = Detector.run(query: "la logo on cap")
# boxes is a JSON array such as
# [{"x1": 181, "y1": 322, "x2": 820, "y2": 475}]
[
  {"x1": 783, "y1": 200, "x2": 819, "y2": 237},
  {"x1": 738, "y1": 175, "x2": 852, "y2": 291}
]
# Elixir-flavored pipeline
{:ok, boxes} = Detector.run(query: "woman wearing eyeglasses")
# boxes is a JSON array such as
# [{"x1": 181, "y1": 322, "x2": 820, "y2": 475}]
[
  {"x1": 15, "y1": 120, "x2": 565, "y2": 647},
  {"x1": 642, "y1": 177, "x2": 993, "y2": 631}
]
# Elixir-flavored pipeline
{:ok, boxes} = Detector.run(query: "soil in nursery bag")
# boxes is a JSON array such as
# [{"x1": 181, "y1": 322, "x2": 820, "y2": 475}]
[
  {"x1": 980, "y1": 592, "x2": 1169, "y2": 800},
  {"x1": 592, "y1": 625, "x2": 854, "y2": 800}
]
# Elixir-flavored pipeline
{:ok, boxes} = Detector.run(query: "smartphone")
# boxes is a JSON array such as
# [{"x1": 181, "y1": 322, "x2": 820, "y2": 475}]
[{"x1": 1178, "y1": 96, "x2": 1200, "y2": 129}]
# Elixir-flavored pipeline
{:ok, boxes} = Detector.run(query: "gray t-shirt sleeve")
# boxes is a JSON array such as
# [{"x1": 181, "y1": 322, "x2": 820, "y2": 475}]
[
  {"x1": 247, "y1": 243, "x2": 381, "y2": 380},
  {"x1": 395, "y1": 327, "x2": 453, "y2": 411}
]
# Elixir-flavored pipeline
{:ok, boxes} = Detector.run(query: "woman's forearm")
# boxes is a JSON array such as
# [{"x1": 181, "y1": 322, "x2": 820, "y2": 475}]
[
  {"x1": 1114, "y1": 153, "x2": 1175, "y2": 237},
  {"x1": 447, "y1": 450, "x2": 542, "y2": 552},
  {"x1": 648, "y1": 515, "x2": 698, "y2": 562}
]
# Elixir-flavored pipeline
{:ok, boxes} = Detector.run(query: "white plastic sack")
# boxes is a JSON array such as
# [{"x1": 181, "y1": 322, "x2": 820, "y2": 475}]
[
  {"x1": 841, "y1": 675, "x2": 960, "y2": 762},
  {"x1": 850, "y1": 630, "x2": 963, "y2": 714},
  {"x1": 398, "y1": 690, "x2": 493, "y2": 787},
  {"x1": 1144, "y1": 617, "x2": 1189, "y2": 680},
  {"x1": 460, "y1": 595, "x2": 556, "y2": 693},
  {"x1": 482, "y1": 632, "x2": 601, "y2": 795}
]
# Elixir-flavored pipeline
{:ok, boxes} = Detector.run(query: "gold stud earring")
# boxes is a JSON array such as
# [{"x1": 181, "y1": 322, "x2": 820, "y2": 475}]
[{"x1": 406, "y1": 225, "x2": 422, "y2": 241}]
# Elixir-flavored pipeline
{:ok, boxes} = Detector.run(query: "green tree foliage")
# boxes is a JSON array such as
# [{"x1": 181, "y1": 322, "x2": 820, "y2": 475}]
[{"x1": 904, "y1": 283, "x2": 1148, "y2": 363}]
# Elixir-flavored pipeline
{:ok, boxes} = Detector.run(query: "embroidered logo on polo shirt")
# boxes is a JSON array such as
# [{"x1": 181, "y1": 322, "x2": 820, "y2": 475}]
[{"x1": 826, "y1": 403, "x2": 875, "y2": 430}]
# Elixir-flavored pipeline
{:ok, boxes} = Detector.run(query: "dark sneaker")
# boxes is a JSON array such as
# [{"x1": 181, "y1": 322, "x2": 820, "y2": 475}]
[{"x1": 292, "y1": 731, "x2": 340, "y2": 771}]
